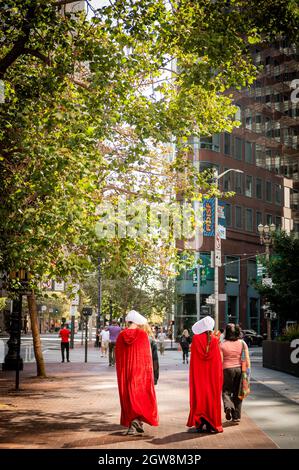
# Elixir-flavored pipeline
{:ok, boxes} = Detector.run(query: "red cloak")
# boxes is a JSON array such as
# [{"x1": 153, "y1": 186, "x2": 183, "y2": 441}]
[
  {"x1": 187, "y1": 333, "x2": 223, "y2": 432},
  {"x1": 115, "y1": 328, "x2": 159, "y2": 427}
]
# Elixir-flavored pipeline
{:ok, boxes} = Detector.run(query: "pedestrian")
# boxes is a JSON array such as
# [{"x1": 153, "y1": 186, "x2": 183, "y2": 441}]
[
  {"x1": 157, "y1": 327, "x2": 166, "y2": 356},
  {"x1": 59, "y1": 323, "x2": 71, "y2": 363},
  {"x1": 107, "y1": 319, "x2": 122, "y2": 366},
  {"x1": 100, "y1": 326, "x2": 110, "y2": 358},
  {"x1": 187, "y1": 316, "x2": 223, "y2": 433},
  {"x1": 141, "y1": 323, "x2": 159, "y2": 385},
  {"x1": 220, "y1": 323, "x2": 251, "y2": 424},
  {"x1": 115, "y1": 310, "x2": 159, "y2": 435},
  {"x1": 179, "y1": 329, "x2": 191, "y2": 364}
]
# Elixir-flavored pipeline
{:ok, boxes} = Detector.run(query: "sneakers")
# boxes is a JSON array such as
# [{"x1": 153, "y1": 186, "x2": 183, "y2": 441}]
[
  {"x1": 131, "y1": 419, "x2": 144, "y2": 433},
  {"x1": 126, "y1": 426, "x2": 137, "y2": 435},
  {"x1": 225, "y1": 409, "x2": 232, "y2": 421},
  {"x1": 232, "y1": 418, "x2": 240, "y2": 423}
]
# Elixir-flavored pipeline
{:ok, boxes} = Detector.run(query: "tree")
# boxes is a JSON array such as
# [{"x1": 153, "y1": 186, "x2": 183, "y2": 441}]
[
  {"x1": 82, "y1": 263, "x2": 175, "y2": 323},
  {"x1": 1, "y1": 1, "x2": 298, "y2": 376},
  {"x1": 255, "y1": 232, "x2": 299, "y2": 323}
]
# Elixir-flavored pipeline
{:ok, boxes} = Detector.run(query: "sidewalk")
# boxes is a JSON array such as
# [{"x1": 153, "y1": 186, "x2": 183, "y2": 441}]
[{"x1": 0, "y1": 350, "x2": 277, "y2": 449}]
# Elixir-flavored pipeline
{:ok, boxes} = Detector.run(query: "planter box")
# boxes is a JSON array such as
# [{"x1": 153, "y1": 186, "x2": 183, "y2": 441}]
[{"x1": 263, "y1": 340, "x2": 299, "y2": 377}]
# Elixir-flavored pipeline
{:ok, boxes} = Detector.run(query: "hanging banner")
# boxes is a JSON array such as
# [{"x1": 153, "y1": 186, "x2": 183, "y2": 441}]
[{"x1": 203, "y1": 198, "x2": 215, "y2": 236}]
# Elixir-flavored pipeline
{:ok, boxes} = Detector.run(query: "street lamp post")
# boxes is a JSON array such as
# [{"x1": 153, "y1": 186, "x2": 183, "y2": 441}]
[
  {"x1": 258, "y1": 223, "x2": 276, "y2": 340},
  {"x1": 213, "y1": 168, "x2": 244, "y2": 331}
]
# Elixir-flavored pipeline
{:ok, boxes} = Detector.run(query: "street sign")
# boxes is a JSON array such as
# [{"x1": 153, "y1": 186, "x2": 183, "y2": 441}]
[
  {"x1": 262, "y1": 277, "x2": 273, "y2": 288},
  {"x1": 219, "y1": 293, "x2": 227, "y2": 301},
  {"x1": 82, "y1": 307, "x2": 93, "y2": 316},
  {"x1": 215, "y1": 250, "x2": 221, "y2": 267},
  {"x1": 53, "y1": 281, "x2": 65, "y2": 292},
  {"x1": 70, "y1": 305, "x2": 77, "y2": 316},
  {"x1": 206, "y1": 295, "x2": 216, "y2": 305},
  {"x1": 218, "y1": 224, "x2": 226, "y2": 240}
]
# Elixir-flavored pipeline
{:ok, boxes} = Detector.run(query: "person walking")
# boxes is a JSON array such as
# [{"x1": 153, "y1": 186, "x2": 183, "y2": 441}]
[
  {"x1": 220, "y1": 323, "x2": 251, "y2": 424},
  {"x1": 100, "y1": 326, "x2": 110, "y2": 358},
  {"x1": 157, "y1": 327, "x2": 166, "y2": 356},
  {"x1": 115, "y1": 310, "x2": 159, "y2": 435},
  {"x1": 187, "y1": 316, "x2": 223, "y2": 433},
  {"x1": 59, "y1": 324, "x2": 71, "y2": 363},
  {"x1": 141, "y1": 323, "x2": 159, "y2": 385},
  {"x1": 107, "y1": 319, "x2": 122, "y2": 366},
  {"x1": 179, "y1": 329, "x2": 191, "y2": 364}
]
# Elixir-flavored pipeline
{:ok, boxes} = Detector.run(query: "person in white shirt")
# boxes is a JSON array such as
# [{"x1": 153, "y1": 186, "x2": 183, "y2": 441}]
[
  {"x1": 157, "y1": 328, "x2": 167, "y2": 356},
  {"x1": 100, "y1": 326, "x2": 110, "y2": 357}
]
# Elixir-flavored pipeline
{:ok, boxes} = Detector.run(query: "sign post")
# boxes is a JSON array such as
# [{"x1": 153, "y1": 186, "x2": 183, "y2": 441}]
[{"x1": 82, "y1": 307, "x2": 92, "y2": 363}]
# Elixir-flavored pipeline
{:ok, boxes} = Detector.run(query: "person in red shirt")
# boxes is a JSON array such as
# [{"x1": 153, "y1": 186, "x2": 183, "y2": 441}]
[{"x1": 59, "y1": 324, "x2": 71, "y2": 363}]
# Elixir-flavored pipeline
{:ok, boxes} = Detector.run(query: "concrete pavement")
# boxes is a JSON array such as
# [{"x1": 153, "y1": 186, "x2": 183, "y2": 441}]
[{"x1": 0, "y1": 348, "x2": 282, "y2": 449}]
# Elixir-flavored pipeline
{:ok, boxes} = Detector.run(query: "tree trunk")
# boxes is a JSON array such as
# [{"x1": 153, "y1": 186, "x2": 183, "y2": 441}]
[{"x1": 27, "y1": 292, "x2": 47, "y2": 377}]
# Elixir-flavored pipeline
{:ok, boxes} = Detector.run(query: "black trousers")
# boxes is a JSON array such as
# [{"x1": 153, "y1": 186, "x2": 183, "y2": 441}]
[
  {"x1": 222, "y1": 367, "x2": 242, "y2": 419},
  {"x1": 109, "y1": 342, "x2": 116, "y2": 366},
  {"x1": 182, "y1": 347, "x2": 189, "y2": 361},
  {"x1": 61, "y1": 342, "x2": 70, "y2": 362}
]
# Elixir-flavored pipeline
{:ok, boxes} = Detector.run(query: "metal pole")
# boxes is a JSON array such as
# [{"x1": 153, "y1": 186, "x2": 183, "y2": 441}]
[
  {"x1": 196, "y1": 262, "x2": 201, "y2": 321},
  {"x1": 97, "y1": 256, "x2": 102, "y2": 330},
  {"x1": 214, "y1": 188, "x2": 219, "y2": 330},
  {"x1": 15, "y1": 294, "x2": 22, "y2": 391},
  {"x1": 84, "y1": 317, "x2": 88, "y2": 363},
  {"x1": 265, "y1": 242, "x2": 272, "y2": 340},
  {"x1": 70, "y1": 314, "x2": 75, "y2": 349},
  {"x1": 109, "y1": 298, "x2": 113, "y2": 324}
]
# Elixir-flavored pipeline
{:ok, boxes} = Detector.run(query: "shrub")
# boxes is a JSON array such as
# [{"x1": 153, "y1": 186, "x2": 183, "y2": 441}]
[{"x1": 277, "y1": 324, "x2": 299, "y2": 342}]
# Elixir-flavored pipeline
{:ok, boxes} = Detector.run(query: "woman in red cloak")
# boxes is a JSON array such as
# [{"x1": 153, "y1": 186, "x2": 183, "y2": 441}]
[
  {"x1": 115, "y1": 310, "x2": 159, "y2": 435},
  {"x1": 187, "y1": 316, "x2": 223, "y2": 433}
]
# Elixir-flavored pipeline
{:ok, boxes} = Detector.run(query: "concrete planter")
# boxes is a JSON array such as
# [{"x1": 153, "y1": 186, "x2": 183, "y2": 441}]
[{"x1": 263, "y1": 340, "x2": 299, "y2": 377}]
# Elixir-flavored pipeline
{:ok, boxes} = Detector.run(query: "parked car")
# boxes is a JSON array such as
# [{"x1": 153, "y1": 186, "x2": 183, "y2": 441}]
[{"x1": 242, "y1": 329, "x2": 264, "y2": 347}]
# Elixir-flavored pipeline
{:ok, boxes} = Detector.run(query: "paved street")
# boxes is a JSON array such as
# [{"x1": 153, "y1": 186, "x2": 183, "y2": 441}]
[{"x1": 1, "y1": 345, "x2": 298, "y2": 449}]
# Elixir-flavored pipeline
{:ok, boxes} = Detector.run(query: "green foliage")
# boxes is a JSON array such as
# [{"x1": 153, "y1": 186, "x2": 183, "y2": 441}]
[
  {"x1": 255, "y1": 232, "x2": 299, "y2": 322},
  {"x1": 277, "y1": 324, "x2": 299, "y2": 342},
  {"x1": 1, "y1": 1, "x2": 298, "y2": 290}
]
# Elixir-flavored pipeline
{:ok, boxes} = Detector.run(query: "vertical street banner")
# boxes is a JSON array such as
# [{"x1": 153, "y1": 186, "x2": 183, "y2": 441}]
[{"x1": 203, "y1": 198, "x2": 215, "y2": 236}]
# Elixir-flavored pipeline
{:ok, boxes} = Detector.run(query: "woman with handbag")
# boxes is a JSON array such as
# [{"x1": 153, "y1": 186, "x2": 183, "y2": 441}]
[{"x1": 220, "y1": 323, "x2": 251, "y2": 424}]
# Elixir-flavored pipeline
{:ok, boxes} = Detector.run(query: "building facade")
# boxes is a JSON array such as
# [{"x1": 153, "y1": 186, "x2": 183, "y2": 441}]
[{"x1": 175, "y1": 41, "x2": 298, "y2": 336}]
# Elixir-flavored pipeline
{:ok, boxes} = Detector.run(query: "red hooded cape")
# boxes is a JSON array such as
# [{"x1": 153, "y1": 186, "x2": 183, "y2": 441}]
[
  {"x1": 115, "y1": 328, "x2": 159, "y2": 427},
  {"x1": 187, "y1": 333, "x2": 223, "y2": 432}
]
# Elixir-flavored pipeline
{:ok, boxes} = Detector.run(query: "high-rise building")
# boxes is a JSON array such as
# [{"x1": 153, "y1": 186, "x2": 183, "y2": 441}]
[{"x1": 175, "y1": 41, "x2": 298, "y2": 337}]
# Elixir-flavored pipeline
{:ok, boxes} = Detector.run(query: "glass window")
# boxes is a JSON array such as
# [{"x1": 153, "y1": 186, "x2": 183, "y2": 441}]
[
  {"x1": 224, "y1": 133, "x2": 231, "y2": 155},
  {"x1": 266, "y1": 181, "x2": 272, "y2": 202},
  {"x1": 275, "y1": 216, "x2": 282, "y2": 228},
  {"x1": 247, "y1": 260, "x2": 257, "y2": 282},
  {"x1": 256, "y1": 211, "x2": 263, "y2": 229},
  {"x1": 227, "y1": 296, "x2": 238, "y2": 323},
  {"x1": 245, "y1": 141, "x2": 253, "y2": 163},
  {"x1": 223, "y1": 168, "x2": 233, "y2": 191},
  {"x1": 235, "y1": 173, "x2": 243, "y2": 194},
  {"x1": 235, "y1": 206, "x2": 242, "y2": 229},
  {"x1": 245, "y1": 175, "x2": 253, "y2": 197},
  {"x1": 266, "y1": 214, "x2": 273, "y2": 225},
  {"x1": 200, "y1": 134, "x2": 220, "y2": 152},
  {"x1": 225, "y1": 203, "x2": 232, "y2": 227},
  {"x1": 256, "y1": 178, "x2": 262, "y2": 199},
  {"x1": 225, "y1": 256, "x2": 240, "y2": 283},
  {"x1": 234, "y1": 137, "x2": 243, "y2": 160},
  {"x1": 275, "y1": 184, "x2": 282, "y2": 205},
  {"x1": 245, "y1": 208, "x2": 253, "y2": 232}
]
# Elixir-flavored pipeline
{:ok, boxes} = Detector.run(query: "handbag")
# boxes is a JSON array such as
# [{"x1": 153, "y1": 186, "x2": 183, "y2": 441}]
[{"x1": 238, "y1": 340, "x2": 250, "y2": 400}]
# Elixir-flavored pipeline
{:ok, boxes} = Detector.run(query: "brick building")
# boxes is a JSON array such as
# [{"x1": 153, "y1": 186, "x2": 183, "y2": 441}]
[{"x1": 175, "y1": 41, "x2": 298, "y2": 336}]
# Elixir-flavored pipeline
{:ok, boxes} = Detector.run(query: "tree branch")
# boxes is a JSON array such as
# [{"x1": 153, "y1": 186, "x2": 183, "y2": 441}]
[
  {"x1": 0, "y1": 3, "x2": 38, "y2": 79},
  {"x1": 52, "y1": 0, "x2": 86, "y2": 7},
  {"x1": 23, "y1": 48, "x2": 51, "y2": 66}
]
